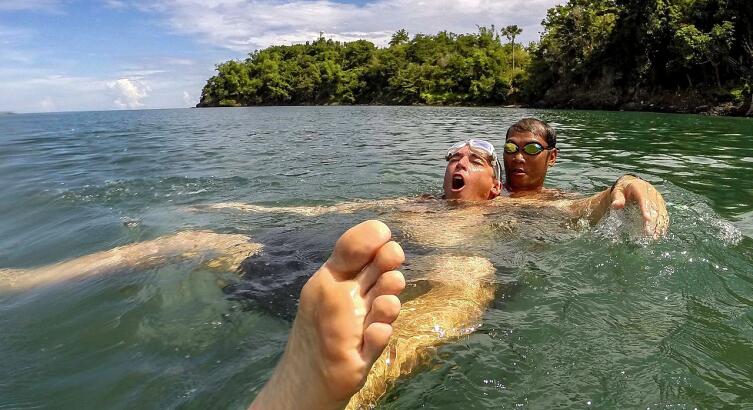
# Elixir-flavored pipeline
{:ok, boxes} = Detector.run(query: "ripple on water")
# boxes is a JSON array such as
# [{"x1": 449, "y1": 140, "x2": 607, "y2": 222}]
[{"x1": 2, "y1": 107, "x2": 753, "y2": 409}]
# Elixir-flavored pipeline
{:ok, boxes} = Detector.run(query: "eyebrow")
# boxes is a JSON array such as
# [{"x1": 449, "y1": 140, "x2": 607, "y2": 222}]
[
  {"x1": 468, "y1": 150, "x2": 493, "y2": 164},
  {"x1": 507, "y1": 137, "x2": 542, "y2": 145},
  {"x1": 449, "y1": 151, "x2": 493, "y2": 165}
]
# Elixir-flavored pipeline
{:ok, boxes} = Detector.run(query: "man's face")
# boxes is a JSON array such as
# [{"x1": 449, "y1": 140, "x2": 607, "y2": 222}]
[
  {"x1": 443, "y1": 145, "x2": 500, "y2": 201},
  {"x1": 503, "y1": 131, "x2": 558, "y2": 192}
]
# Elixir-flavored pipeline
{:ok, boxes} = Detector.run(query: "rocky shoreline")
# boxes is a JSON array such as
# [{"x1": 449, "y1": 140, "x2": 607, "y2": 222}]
[
  {"x1": 530, "y1": 87, "x2": 752, "y2": 117},
  {"x1": 196, "y1": 100, "x2": 752, "y2": 117}
]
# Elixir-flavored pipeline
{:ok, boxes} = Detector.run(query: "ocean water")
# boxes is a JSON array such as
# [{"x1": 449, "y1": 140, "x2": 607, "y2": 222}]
[{"x1": 0, "y1": 107, "x2": 752, "y2": 409}]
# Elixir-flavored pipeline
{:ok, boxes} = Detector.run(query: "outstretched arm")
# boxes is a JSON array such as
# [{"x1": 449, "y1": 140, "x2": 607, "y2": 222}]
[
  {"x1": 0, "y1": 231, "x2": 262, "y2": 292},
  {"x1": 203, "y1": 198, "x2": 416, "y2": 217},
  {"x1": 346, "y1": 254, "x2": 496, "y2": 409},
  {"x1": 568, "y1": 175, "x2": 669, "y2": 238}
]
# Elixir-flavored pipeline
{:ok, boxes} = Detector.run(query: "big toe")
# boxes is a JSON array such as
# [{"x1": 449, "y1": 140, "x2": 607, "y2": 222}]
[{"x1": 327, "y1": 220, "x2": 392, "y2": 279}]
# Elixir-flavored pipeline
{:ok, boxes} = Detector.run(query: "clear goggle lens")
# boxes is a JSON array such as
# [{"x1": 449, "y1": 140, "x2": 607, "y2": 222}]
[{"x1": 445, "y1": 139, "x2": 501, "y2": 181}]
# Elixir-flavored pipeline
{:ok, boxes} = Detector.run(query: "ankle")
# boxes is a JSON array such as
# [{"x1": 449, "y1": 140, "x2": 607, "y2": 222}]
[{"x1": 251, "y1": 324, "x2": 347, "y2": 410}]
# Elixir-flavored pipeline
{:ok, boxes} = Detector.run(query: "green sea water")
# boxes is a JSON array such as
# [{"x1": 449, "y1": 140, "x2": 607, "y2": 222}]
[{"x1": 0, "y1": 107, "x2": 751, "y2": 409}]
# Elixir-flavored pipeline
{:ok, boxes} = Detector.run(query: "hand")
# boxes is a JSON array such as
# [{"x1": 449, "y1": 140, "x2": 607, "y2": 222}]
[{"x1": 610, "y1": 176, "x2": 669, "y2": 238}]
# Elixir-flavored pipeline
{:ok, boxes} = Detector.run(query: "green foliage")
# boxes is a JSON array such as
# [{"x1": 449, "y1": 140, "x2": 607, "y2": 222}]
[
  {"x1": 389, "y1": 29, "x2": 410, "y2": 47},
  {"x1": 526, "y1": 0, "x2": 752, "y2": 103},
  {"x1": 199, "y1": 0, "x2": 752, "y2": 111},
  {"x1": 198, "y1": 27, "x2": 528, "y2": 107},
  {"x1": 730, "y1": 86, "x2": 746, "y2": 104}
]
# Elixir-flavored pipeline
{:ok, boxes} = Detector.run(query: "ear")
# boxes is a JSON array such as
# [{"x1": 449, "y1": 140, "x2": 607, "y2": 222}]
[
  {"x1": 547, "y1": 148, "x2": 559, "y2": 167},
  {"x1": 489, "y1": 180, "x2": 502, "y2": 199}
]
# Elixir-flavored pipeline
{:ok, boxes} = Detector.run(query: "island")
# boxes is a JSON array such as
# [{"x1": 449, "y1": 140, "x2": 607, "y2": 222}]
[{"x1": 197, "y1": 0, "x2": 753, "y2": 117}]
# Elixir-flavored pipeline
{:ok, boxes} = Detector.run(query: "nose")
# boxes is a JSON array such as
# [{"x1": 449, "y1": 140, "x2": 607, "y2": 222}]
[
  {"x1": 512, "y1": 151, "x2": 525, "y2": 163},
  {"x1": 454, "y1": 156, "x2": 470, "y2": 170}
]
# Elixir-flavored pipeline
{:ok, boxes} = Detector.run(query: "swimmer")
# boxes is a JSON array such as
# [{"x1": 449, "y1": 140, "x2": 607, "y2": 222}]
[{"x1": 500, "y1": 118, "x2": 669, "y2": 237}]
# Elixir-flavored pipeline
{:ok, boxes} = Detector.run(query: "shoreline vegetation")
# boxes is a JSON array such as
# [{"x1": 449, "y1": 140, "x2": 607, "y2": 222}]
[{"x1": 197, "y1": 0, "x2": 753, "y2": 117}]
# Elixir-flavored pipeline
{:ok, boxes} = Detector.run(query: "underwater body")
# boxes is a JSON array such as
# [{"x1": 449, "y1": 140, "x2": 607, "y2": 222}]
[{"x1": 1, "y1": 107, "x2": 752, "y2": 408}]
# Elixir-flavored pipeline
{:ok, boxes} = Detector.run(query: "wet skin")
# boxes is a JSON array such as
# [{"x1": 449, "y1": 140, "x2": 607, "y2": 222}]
[
  {"x1": 503, "y1": 131, "x2": 558, "y2": 194},
  {"x1": 250, "y1": 220, "x2": 406, "y2": 410},
  {"x1": 443, "y1": 145, "x2": 501, "y2": 201},
  {"x1": 501, "y1": 131, "x2": 667, "y2": 236}
]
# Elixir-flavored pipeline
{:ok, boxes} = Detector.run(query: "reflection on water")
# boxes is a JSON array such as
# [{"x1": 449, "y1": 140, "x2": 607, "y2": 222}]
[
  {"x1": 0, "y1": 107, "x2": 752, "y2": 409},
  {"x1": 553, "y1": 111, "x2": 753, "y2": 218}
]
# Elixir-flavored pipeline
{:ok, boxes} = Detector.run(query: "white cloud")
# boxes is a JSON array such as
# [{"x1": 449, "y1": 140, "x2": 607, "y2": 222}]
[
  {"x1": 148, "y1": 0, "x2": 564, "y2": 52},
  {"x1": 39, "y1": 96, "x2": 57, "y2": 112},
  {"x1": 182, "y1": 90, "x2": 194, "y2": 106},
  {"x1": 104, "y1": 0, "x2": 128, "y2": 9},
  {"x1": 118, "y1": 69, "x2": 167, "y2": 78},
  {"x1": 164, "y1": 58, "x2": 195, "y2": 66},
  {"x1": 107, "y1": 78, "x2": 151, "y2": 109},
  {"x1": 0, "y1": 73, "x2": 114, "y2": 112},
  {"x1": 0, "y1": 0, "x2": 61, "y2": 11}
]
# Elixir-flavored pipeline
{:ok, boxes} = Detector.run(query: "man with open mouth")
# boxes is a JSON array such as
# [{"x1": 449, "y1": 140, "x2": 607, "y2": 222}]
[{"x1": 442, "y1": 139, "x2": 502, "y2": 202}]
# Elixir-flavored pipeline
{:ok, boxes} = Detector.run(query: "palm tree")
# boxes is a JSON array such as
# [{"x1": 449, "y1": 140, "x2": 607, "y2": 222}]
[{"x1": 501, "y1": 25, "x2": 523, "y2": 71}]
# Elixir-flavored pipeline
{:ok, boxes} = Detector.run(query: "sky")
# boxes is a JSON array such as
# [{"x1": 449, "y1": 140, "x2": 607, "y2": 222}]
[{"x1": 0, "y1": 0, "x2": 564, "y2": 113}]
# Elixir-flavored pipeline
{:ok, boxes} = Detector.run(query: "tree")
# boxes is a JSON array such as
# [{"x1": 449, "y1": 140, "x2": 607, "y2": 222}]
[
  {"x1": 744, "y1": 40, "x2": 753, "y2": 116},
  {"x1": 672, "y1": 23, "x2": 710, "y2": 88},
  {"x1": 501, "y1": 25, "x2": 523, "y2": 71},
  {"x1": 389, "y1": 29, "x2": 410, "y2": 47},
  {"x1": 708, "y1": 21, "x2": 735, "y2": 89}
]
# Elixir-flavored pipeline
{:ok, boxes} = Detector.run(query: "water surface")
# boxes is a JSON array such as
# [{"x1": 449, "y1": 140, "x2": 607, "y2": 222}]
[{"x1": 1, "y1": 107, "x2": 752, "y2": 409}]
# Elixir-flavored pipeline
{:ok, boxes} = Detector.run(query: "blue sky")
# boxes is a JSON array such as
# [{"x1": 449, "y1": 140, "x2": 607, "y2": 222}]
[{"x1": 0, "y1": 0, "x2": 563, "y2": 113}]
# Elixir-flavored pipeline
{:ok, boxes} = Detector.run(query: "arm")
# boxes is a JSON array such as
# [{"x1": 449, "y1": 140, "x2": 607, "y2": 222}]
[
  {"x1": 346, "y1": 254, "x2": 496, "y2": 409},
  {"x1": 204, "y1": 198, "x2": 415, "y2": 216},
  {"x1": 568, "y1": 175, "x2": 669, "y2": 238},
  {"x1": 1, "y1": 231, "x2": 262, "y2": 292}
]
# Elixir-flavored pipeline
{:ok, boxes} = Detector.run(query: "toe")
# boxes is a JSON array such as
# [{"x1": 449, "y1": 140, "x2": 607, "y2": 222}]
[
  {"x1": 327, "y1": 220, "x2": 392, "y2": 280},
  {"x1": 357, "y1": 241, "x2": 404, "y2": 291},
  {"x1": 361, "y1": 322, "x2": 393, "y2": 364},
  {"x1": 366, "y1": 270, "x2": 406, "y2": 302},
  {"x1": 364, "y1": 294, "x2": 401, "y2": 327}
]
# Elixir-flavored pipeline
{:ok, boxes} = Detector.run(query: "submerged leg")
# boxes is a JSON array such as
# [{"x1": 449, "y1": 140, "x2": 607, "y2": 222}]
[
  {"x1": 0, "y1": 231, "x2": 262, "y2": 292},
  {"x1": 346, "y1": 254, "x2": 496, "y2": 410},
  {"x1": 250, "y1": 220, "x2": 406, "y2": 410}
]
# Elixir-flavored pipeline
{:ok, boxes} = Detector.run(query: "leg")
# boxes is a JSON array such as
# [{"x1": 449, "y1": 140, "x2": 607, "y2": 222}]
[
  {"x1": 0, "y1": 231, "x2": 262, "y2": 292},
  {"x1": 250, "y1": 220, "x2": 406, "y2": 410},
  {"x1": 346, "y1": 254, "x2": 496, "y2": 409}
]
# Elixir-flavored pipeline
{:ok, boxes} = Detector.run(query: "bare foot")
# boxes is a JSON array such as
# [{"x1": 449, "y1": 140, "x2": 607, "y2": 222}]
[{"x1": 250, "y1": 220, "x2": 406, "y2": 410}]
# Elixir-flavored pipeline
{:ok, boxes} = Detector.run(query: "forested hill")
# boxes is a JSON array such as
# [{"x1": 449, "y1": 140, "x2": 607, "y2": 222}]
[
  {"x1": 198, "y1": 0, "x2": 753, "y2": 116},
  {"x1": 198, "y1": 27, "x2": 527, "y2": 107}
]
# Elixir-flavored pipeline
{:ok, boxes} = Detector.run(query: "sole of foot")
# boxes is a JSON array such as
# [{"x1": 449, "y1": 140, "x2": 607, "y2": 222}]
[{"x1": 251, "y1": 220, "x2": 405, "y2": 410}]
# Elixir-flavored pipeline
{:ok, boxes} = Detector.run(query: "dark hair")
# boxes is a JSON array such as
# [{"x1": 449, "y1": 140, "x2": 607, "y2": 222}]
[{"x1": 505, "y1": 118, "x2": 557, "y2": 148}]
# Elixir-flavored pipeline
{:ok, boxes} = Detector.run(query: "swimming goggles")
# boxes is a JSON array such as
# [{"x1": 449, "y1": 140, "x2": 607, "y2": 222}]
[
  {"x1": 445, "y1": 139, "x2": 502, "y2": 181},
  {"x1": 503, "y1": 141, "x2": 553, "y2": 156}
]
